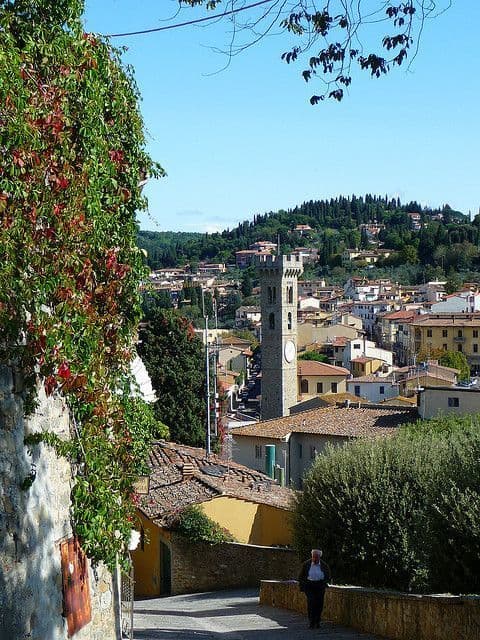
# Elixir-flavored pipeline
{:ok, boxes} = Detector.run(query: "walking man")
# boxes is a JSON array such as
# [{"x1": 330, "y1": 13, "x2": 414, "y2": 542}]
[{"x1": 298, "y1": 549, "x2": 331, "y2": 629}]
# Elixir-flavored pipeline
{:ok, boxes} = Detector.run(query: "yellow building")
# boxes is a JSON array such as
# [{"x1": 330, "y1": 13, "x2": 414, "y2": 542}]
[
  {"x1": 297, "y1": 360, "x2": 349, "y2": 399},
  {"x1": 350, "y1": 356, "x2": 385, "y2": 377},
  {"x1": 409, "y1": 313, "x2": 480, "y2": 373},
  {"x1": 131, "y1": 441, "x2": 294, "y2": 597}
]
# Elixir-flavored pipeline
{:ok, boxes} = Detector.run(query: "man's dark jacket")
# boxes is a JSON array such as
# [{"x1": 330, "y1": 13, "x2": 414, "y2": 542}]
[{"x1": 298, "y1": 558, "x2": 331, "y2": 592}]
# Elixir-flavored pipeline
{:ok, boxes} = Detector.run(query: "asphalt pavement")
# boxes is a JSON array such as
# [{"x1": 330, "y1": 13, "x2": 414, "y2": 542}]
[{"x1": 132, "y1": 588, "x2": 383, "y2": 640}]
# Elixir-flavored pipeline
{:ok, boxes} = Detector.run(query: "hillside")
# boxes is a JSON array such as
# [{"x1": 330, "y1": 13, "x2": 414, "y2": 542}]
[{"x1": 138, "y1": 194, "x2": 474, "y2": 276}]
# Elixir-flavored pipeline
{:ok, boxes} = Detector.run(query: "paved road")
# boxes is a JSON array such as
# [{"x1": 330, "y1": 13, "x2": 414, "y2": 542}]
[{"x1": 133, "y1": 588, "x2": 383, "y2": 640}]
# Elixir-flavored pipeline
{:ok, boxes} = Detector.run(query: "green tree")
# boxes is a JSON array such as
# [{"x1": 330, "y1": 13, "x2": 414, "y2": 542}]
[
  {"x1": 181, "y1": 1, "x2": 448, "y2": 102},
  {"x1": 298, "y1": 351, "x2": 329, "y2": 363},
  {"x1": 438, "y1": 350, "x2": 470, "y2": 381},
  {"x1": 138, "y1": 309, "x2": 207, "y2": 446}
]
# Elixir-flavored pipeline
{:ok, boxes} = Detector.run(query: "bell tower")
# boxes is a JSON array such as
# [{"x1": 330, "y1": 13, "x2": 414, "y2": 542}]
[{"x1": 257, "y1": 254, "x2": 303, "y2": 420}]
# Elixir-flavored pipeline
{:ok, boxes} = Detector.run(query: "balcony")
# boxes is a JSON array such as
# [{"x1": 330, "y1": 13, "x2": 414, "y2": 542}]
[{"x1": 453, "y1": 336, "x2": 466, "y2": 343}]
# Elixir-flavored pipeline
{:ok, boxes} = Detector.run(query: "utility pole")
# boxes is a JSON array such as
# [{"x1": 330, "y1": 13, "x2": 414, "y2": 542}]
[{"x1": 202, "y1": 289, "x2": 211, "y2": 456}]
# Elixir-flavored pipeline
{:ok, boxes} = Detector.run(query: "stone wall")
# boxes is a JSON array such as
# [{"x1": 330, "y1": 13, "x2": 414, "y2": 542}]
[
  {"x1": 170, "y1": 534, "x2": 301, "y2": 595},
  {"x1": 0, "y1": 365, "x2": 120, "y2": 640},
  {"x1": 260, "y1": 579, "x2": 480, "y2": 640}
]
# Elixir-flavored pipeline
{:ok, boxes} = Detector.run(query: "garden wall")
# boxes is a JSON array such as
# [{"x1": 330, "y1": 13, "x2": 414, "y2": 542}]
[
  {"x1": 260, "y1": 579, "x2": 480, "y2": 640},
  {"x1": 0, "y1": 365, "x2": 120, "y2": 640},
  {"x1": 170, "y1": 534, "x2": 301, "y2": 595}
]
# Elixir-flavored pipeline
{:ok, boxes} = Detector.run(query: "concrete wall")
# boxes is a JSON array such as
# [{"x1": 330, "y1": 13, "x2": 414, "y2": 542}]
[
  {"x1": 260, "y1": 580, "x2": 480, "y2": 640},
  {"x1": 170, "y1": 535, "x2": 300, "y2": 595},
  {"x1": 0, "y1": 365, "x2": 119, "y2": 640}
]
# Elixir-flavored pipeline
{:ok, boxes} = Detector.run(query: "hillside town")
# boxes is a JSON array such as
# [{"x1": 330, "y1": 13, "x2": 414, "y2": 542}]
[{"x1": 1, "y1": 3, "x2": 479, "y2": 640}]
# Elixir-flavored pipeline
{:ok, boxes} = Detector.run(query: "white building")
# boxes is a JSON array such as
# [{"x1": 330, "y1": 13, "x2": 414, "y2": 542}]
[
  {"x1": 431, "y1": 290, "x2": 480, "y2": 313},
  {"x1": 347, "y1": 375, "x2": 400, "y2": 403},
  {"x1": 343, "y1": 337, "x2": 394, "y2": 371}
]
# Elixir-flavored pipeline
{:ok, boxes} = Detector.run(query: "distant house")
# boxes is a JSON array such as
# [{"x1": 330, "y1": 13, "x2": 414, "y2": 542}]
[
  {"x1": 235, "y1": 305, "x2": 261, "y2": 328},
  {"x1": 431, "y1": 290, "x2": 480, "y2": 313},
  {"x1": 133, "y1": 441, "x2": 293, "y2": 597},
  {"x1": 297, "y1": 360, "x2": 350, "y2": 398},
  {"x1": 292, "y1": 224, "x2": 312, "y2": 235},
  {"x1": 230, "y1": 404, "x2": 417, "y2": 488},
  {"x1": 417, "y1": 385, "x2": 480, "y2": 419},
  {"x1": 347, "y1": 375, "x2": 400, "y2": 403},
  {"x1": 343, "y1": 337, "x2": 393, "y2": 372}
]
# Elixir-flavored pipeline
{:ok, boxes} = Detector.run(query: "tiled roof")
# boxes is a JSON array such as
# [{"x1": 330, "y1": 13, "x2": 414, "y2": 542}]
[
  {"x1": 382, "y1": 310, "x2": 418, "y2": 321},
  {"x1": 349, "y1": 375, "x2": 396, "y2": 383},
  {"x1": 297, "y1": 361, "x2": 350, "y2": 377},
  {"x1": 231, "y1": 405, "x2": 416, "y2": 440},
  {"x1": 351, "y1": 356, "x2": 378, "y2": 364},
  {"x1": 411, "y1": 314, "x2": 480, "y2": 327},
  {"x1": 138, "y1": 441, "x2": 293, "y2": 526}
]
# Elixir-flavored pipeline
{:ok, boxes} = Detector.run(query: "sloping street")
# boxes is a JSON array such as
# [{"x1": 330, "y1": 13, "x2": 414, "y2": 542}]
[{"x1": 133, "y1": 588, "x2": 383, "y2": 640}]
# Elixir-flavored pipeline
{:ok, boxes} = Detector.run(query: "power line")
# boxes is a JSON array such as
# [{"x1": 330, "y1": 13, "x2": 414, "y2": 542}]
[{"x1": 105, "y1": 0, "x2": 275, "y2": 38}]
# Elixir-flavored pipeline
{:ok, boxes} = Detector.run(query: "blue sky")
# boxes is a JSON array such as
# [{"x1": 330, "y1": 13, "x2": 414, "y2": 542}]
[{"x1": 84, "y1": 1, "x2": 479, "y2": 233}]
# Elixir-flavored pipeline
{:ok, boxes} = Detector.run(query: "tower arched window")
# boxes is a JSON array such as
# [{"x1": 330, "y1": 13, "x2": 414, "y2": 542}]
[
  {"x1": 288, "y1": 286, "x2": 293, "y2": 304},
  {"x1": 272, "y1": 287, "x2": 277, "y2": 303},
  {"x1": 267, "y1": 286, "x2": 272, "y2": 304},
  {"x1": 300, "y1": 379, "x2": 308, "y2": 394},
  {"x1": 269, "y1": 312, "x2": 275, "y2": 330},
  {"x1": 288, "y1": 312, "x2": 292, "y2": 330}
]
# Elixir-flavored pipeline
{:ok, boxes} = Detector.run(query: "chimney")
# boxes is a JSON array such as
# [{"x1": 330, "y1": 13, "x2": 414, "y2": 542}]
[
  {"x1": 182, "y1": 463, "x2": 194, "y2": 480},
  {"x1": 345, "y1": 399, "x2": 351, "y2": 408}
]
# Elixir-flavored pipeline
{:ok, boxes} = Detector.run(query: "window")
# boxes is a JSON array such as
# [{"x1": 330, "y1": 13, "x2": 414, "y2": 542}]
[
  {"x1": 331, "y1": 382, "x2": 338, "y2": 393},
  {"x1": 458, "y1": 329, "x2": 463, "y2": 338},
  {"x1": 288, "y1": 286, "x2": 293, "y2": 304},
  {"x1": 475, "y1": 344, "x2": 479, "y2": 353},
  {"x1": 379, "y1": 386, "x2": 385, "y2": 395},
  {"x1": 269, "y1": 312, "x2": 275, "y2": 330},
  {"x1": 442, "y1": 329, "x2": 448, "y2": 337},
  {"x1": 458, "y1": 344, "x2": 463, "y2": 352},
  {"x1": 267, "y1": 286, "x2": 272, "y2": 304},
  {"x1": 448, "y1": 397, "x2": 459, "y2": 407},
  {"x1": 443, "y1": 344, "x2": 448, "y2": 351},
  {"x1": 300, "y1": 379, "x2": 309, "y2": 394},
  {"x1": 272, "y1": 287, "x2": 277, "y2": 303},
  {"x1": 255, "y1": 445, "x2": 263, "y2": 459},
  {"x1": 288, "y1": 312, "x2": 292, "y2": 330},
  {"x1": 310, "y1": 445, "x2": 317, "y2": 460},
  {"x1": 298, "y1": 443, "x2": 303, "y2": 459},
  {"x1": 353, "y1": 343, "x2": 361, "y2": 349},
  {"x1": 316, "y1": 382, "x2": 323, "y2": 393},
  {"x1": 427, "y1": 329, "x2": 433, "y2": 337},
  {"x1": 354, "y1": 385, "x2": 361, "y2": 396},
  {"x1": 474, "y1": 330, "x2": 479, "y2": 338}
]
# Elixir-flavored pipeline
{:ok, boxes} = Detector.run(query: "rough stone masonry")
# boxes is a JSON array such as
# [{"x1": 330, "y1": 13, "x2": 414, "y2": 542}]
[{"x1": 0, "y1": 365, "x2": 120, "y2": 640}]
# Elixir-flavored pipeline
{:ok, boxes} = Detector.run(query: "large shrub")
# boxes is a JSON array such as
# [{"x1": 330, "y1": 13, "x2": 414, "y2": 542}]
[{"x1": 293, "y1": 415, "x2": 480, "y2": 594}]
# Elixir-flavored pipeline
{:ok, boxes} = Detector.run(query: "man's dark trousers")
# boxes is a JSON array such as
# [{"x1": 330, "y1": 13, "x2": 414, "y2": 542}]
[{"x1": 305, "y1": 581, "x2": 326, "y2": 627}]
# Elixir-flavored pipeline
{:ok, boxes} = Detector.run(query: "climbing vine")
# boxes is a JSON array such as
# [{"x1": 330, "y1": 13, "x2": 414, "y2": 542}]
[{"x1": 0, "y1": 0, "x2": 164, "y2": 569}]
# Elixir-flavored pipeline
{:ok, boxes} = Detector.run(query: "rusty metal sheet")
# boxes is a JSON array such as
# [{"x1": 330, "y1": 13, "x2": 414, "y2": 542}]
[{"x1": 60, "y1": 537, "x2": 92, "y2": 637}]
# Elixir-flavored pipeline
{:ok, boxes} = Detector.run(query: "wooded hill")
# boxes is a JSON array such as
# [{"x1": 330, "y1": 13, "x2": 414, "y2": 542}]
[{"x1": 138, "y1": 194, "x2": 477, "y2": 275}]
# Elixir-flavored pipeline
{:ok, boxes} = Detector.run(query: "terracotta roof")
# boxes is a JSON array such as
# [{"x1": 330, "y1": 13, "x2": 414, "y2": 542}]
[
  {"x1": 318, "y1": 392, "x2": 368, "y2": 406},
  {"x1": 331, "y1": 336, "x2": 349, "y2": 346},
  {"x1": 412, "y1": 314, "x2": 480, "y2": 327},
  {"x1": 351, "y1": 356, "x2": 378, "y2": 364},
  {"x1": 297, "y1": 361, "x2": 350, "y2": 377},
  {"x1": 349, "y1": 375, "x2": 397, "y2": 383},
  {"x1": 231, "y1": 405, "x2": 416, "y2": 440},
  {"x1": 138, "y1": 441, "x2": 293, "y2": 526},
  {"x1": 382, "y1": 310, "x2": 418, "y2": 321}
]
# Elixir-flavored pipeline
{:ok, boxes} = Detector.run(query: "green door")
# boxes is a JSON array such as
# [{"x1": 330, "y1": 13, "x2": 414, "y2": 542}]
[{"x1": 160, "y1": 541, "x2": 171, "y2": 595}]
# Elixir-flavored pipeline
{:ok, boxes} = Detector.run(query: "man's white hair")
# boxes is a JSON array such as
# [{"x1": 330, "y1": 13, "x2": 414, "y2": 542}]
[{"x1": 311, "y1": 548, "x2": 322, "y2": 557}]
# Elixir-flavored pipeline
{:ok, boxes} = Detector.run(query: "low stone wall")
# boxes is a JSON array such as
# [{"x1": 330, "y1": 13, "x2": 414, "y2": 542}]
[
  {"x1": 260, "y1": 580, "x2": 480, "y2": 640},
  {"x1": 170, "y1": 534, "x2": 301, "y2": 595}
]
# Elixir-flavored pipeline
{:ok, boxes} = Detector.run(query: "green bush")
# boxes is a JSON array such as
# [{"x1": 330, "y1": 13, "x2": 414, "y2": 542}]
[
  {"x1": 293, "y1": 415, "x2": 480, "y2": 594},
  {"x1": 174, "y1": 506, "x2": 236, "y2": 544}
]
